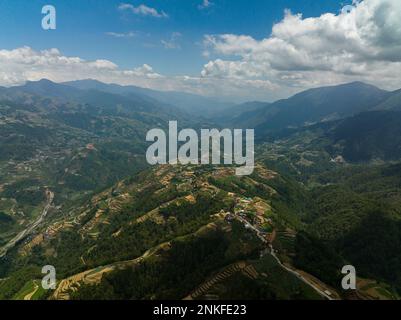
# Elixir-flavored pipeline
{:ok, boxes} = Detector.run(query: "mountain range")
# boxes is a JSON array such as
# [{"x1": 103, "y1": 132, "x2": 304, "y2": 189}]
[{"x1": 1, "y1": 78, "x2": 401, "y2": 300}]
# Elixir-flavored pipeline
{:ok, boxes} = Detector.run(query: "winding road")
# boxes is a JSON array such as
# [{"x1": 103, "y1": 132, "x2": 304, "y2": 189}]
[
  {"x1": 0, "y1": 190, "x2": 54, "y2": 258},
  {"x1": 235, "y1": 215, "x2": 336, "y2": 300}
]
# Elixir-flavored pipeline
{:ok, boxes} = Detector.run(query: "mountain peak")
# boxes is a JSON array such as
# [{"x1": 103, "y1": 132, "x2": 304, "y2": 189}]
[
  {"x1": 26, "y1": 78, "x2": 56, "y2": 85},
  {"x1": 65, "y1": 79, "x2": 106, "y2": 85},
  {"x1": 340, "y1": 81, "x2": 380, "y2": 90},
  {"x1": 306, "y1": 81, "x2": 383, "y2": 93}
]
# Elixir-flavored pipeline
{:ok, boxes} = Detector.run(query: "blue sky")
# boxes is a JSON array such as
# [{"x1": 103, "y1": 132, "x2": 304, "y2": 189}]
[
  {"x1": 0, "y1": 0, "x2": 399, "y2": 102},
  {"x1": 0, "y1": 0, "x2": 347, "y2": 75}
]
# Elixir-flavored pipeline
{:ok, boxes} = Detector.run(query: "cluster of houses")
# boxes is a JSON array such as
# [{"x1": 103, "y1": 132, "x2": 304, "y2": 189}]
[{"x1": 223, "y1": 196, "x2": 274, "y2": 244}]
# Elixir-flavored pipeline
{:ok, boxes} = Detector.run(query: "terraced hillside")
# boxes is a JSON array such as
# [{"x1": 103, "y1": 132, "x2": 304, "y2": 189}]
[
  {"x1": 0, "y1": 163, "x2": 331, "y2": 300},
  {"x1": 0, "y1": 79, "x2": 198, "y2": 255}
]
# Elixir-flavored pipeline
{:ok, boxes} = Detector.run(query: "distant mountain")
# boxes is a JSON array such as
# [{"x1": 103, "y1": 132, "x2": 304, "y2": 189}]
[
  {"x1": 374, "y1": 89, "x2": 401, "y2": 111},
  {"x1": 14, "y1": 79, "x2": 183, "y2": 121},
  {"x1": 328, "y1": 110, "x2": 401, "y2": 162},
  {"x1": 268, "y1": 109, "x2": 401, "y2": 163},
  {"x1": 16, "y1": 79, "x2": 84, "y2": 100},
  {"x1": 0, "y1": 79, "x2": 202, "y2": 217},
  {"x1": 215, "y1": 101, "x2": 270, "y2": 127},
  {"x1": 232, "y1": 82, "x2": 391, "y2": 134},
  {"x1": 3, "y1": 77, "x2": 401, "y2": 300},
  {"x1": 63, "y1": 79, "x2": 234, "y2": 118}
]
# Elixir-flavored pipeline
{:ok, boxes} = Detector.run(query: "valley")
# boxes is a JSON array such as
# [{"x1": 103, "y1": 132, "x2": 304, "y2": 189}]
[
  {"x1": 1, "y1": 79, "x2": 401, "y2": 300},
  {"x1": 0, "y1": 190, "x2": 53, "y2": 258}
]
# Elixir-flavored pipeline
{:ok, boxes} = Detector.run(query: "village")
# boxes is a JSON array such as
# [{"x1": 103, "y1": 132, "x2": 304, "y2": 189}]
[{"x1": 219, "y1": 193, "x2": 275, "y2": 245}]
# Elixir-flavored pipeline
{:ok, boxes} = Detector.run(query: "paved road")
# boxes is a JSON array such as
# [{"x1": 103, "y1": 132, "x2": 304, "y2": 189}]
[
  {"x1": 235, "y1": 215, "x2": 335, "y2": 300},
  {"x1": 0, "y1": 190, "x2": 54, "y2": 258},
  {"x1": 268, "y1": 244, "x2": 335, "y2": 300}
]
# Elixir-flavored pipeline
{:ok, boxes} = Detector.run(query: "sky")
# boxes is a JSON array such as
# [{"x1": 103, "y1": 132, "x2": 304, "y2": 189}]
[{"x1": 0, "y1": 0, "x2": 400, "y2": 102}]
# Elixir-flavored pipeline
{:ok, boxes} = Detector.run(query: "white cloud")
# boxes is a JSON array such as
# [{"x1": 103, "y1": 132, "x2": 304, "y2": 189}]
[
  {"x1": 118, "y1": 3, "x2": 168, "y2": 18},
  {"x1": 106, "y1": 31, "x2": 137, "y2": 38},
  {"x1": 2, "y1": 0, "x2": 401, "y2": 102},
  {"x1": 161, "y1": 32, "x2": 182, "y2": 49},
  {"x1": 121, "y1": 64, "x2": 163, "y2": 79},
  {"x1": 198, "y1": 0, "x2": 213, "y2": 10},
  {"x1": 202, "y1": 0, "x2": 401, "y2": 96},
  {"x1": 0, "y1": 47, "x2": 159, "y2": 87},
  {"x1": 0, "y1": 46, "x2": 274, "y2": 101}
]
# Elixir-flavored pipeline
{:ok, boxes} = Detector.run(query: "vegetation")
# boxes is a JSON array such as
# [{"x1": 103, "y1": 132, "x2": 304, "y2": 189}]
[
  {"x1": 2, "y1": 79, "x2": 401, "y2": 300},
  {"x1": 71, "y1": 227, "x2": 253, "y2": 300}
]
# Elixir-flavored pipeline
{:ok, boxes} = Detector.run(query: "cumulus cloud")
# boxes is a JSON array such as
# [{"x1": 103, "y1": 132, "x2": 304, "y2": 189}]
[
  {"x1": 202, "y1": 0, "x2": 401, "y2": 95},
  {"x1": 0, "y1": 46, "x2": 275, "y2": 101},
  {"x1": 118, "y1": 3, "x2": 168, "y2": 18},
  {"x1": 0, "y1": 47, "x2": 159, "y2": 86},
  {"x1": 2, "y1": 0, "x2": 401, "y2": 102}
]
